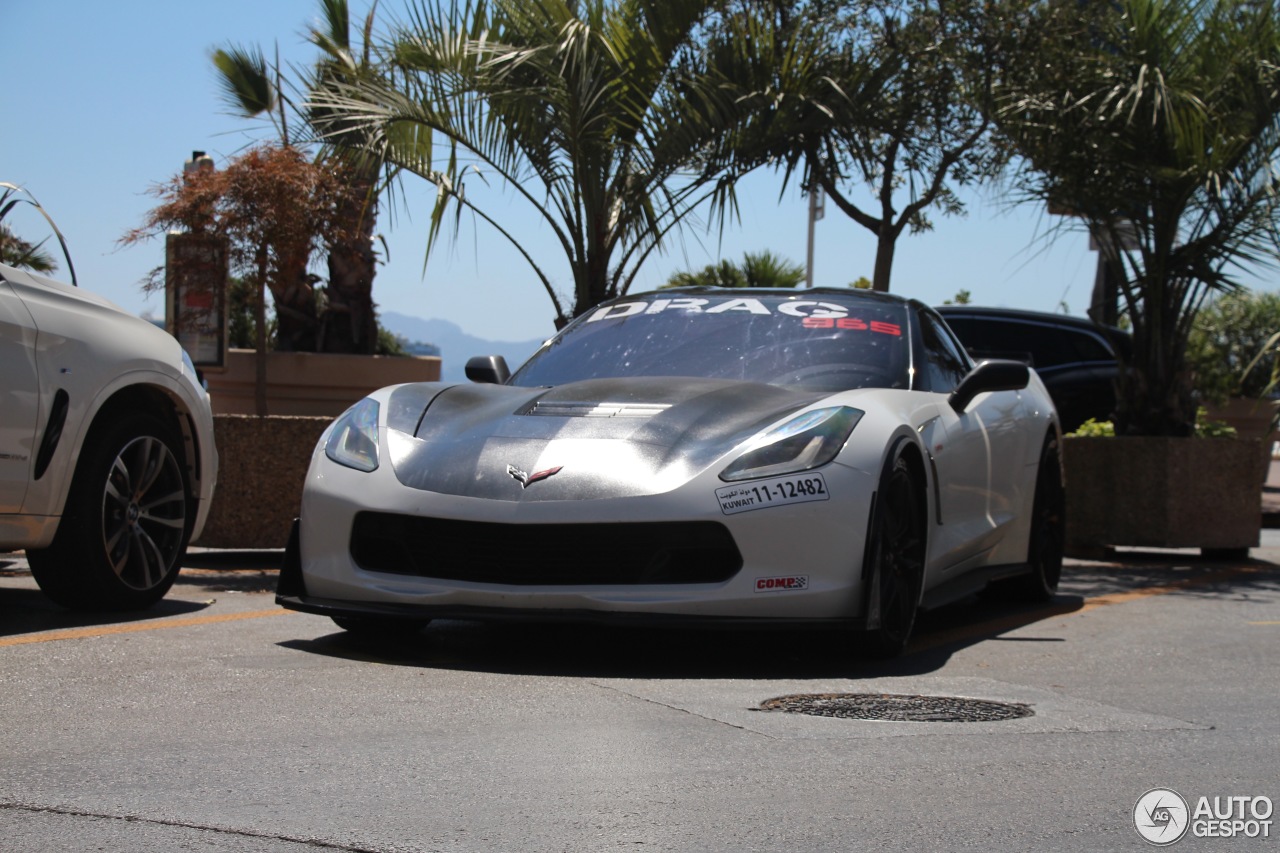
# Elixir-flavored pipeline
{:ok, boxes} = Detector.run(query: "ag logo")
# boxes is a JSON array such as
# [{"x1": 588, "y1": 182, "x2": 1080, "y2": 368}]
[{"x1": 1134, "y1": 788, "x2": 1190, "y2": 845}]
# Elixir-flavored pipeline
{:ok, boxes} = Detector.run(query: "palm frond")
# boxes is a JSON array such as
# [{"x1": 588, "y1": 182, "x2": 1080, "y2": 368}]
[
  {"x1": 0, "y1": 182, "x2": 76, "y2": 284},
  {"x1": 307, "y1": 0, "x2": 746, "y2": 319},
  {"x1": 212, "y1": 45, "x2": 278, "y2": 118}
]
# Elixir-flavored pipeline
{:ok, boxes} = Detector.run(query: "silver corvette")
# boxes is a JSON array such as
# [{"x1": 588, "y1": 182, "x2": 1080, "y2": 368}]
[{"x1": 278, "y1": 288, "x2": 1063, "y2": 655}]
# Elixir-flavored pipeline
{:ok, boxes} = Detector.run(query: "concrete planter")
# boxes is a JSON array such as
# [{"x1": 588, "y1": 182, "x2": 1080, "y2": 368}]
[
  {"x1": 1202, "y1": 397, "x2": 1279, "y2": 481},
  {"x1": 194, "y1": 415, "x2": 331, "y2": 549},
  {"x1": 1063, "y1": 436, "x2": 1263, "y2": 557},
  {"x1": 205, "y1": 349, "x2": 441, "y2": 417}
]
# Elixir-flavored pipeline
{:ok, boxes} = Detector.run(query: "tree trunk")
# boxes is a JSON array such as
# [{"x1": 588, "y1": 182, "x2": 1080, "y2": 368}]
[
  {"x1": 254, "y1": 252, "x2": 268, "y2": 418},
  {"x1": 269, "y1": 246, "x2": 318, "y2": 352},
  {"x1": 574, "y1": 212, "x2": 612, "y2": 318},
  {"x1": 1113, "y1": 274, "x2": 1196, "y2": 437},
  {"x1": 320, "y1": 165, "x2": 379, "y2": 354},
  {"x1": 322, "y1": 241, "x2": 378, "y2": 354},
  {"x1": 871, "y1": 228, "x2": 896, "y2": 293}
]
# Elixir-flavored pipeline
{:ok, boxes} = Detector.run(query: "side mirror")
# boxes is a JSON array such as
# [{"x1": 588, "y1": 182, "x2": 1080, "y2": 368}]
[
  {"x1": 949, "y1": 359, "x2": 1029, "y2": 413},
  {"x1": 465, "y1": 355, "x2": 511, "y2": 385}
]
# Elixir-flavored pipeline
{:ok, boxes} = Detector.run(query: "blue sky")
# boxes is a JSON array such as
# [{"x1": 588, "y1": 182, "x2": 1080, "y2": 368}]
[{"x1": 6, "y1": 1, "x2": 1257, "y2": 345}]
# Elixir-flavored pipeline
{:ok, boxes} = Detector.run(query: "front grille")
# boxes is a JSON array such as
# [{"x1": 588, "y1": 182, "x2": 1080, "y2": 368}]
[{"x1": 349, "y1": 512, "x2": 742, "y2": 585}]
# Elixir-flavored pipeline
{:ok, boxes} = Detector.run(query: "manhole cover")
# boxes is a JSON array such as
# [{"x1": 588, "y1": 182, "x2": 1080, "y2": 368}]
[{"x1": 757, "y1": 693, "x2": 1034, "y2": 722}]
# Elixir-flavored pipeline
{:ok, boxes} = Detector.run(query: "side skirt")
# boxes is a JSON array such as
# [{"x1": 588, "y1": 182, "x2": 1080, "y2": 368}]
[{"x1": 920, "y1": 562, "x2": 1029, "y2": 611}]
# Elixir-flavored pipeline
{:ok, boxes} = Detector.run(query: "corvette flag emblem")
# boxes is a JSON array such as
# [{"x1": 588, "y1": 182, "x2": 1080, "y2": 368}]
[{"x1": 507, "y1": 464, "x2": 562, "y2": 488}]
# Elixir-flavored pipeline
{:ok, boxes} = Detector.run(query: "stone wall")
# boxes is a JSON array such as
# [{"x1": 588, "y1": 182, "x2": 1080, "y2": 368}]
[
  {"x1": 204, "y1": 350, "x2": 441, "y2": 417},
  {"x1": 194, "y1": 415, "x2": 330, "y2": 549}
]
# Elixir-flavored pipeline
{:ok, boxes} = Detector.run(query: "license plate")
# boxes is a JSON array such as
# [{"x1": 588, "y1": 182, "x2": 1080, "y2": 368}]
[{"x1": 715, "y1": 473, "x2": 829, "y2": 516}]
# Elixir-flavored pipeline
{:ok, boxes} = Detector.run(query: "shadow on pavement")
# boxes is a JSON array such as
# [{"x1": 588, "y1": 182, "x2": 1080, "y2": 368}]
[
  {"x1": 276, "y1": 593, "x2": 1088, "y2": 680},
  {"x1": 0, "y1": 549, "x2": 285, "y2": 638},
  {"x1": 1064, "y1": 553, "x2": 1280, "y2": 602},
  {"x1": 0, "y1": 588, "x2": 209, "y2": 638},
  {"x1": 277, "y1": 554, "x2": 1279, "y2": 679}
]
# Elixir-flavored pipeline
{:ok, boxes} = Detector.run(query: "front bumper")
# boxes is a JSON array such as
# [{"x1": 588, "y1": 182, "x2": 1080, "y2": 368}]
[{"x1": 277, "y1": 520, "x2": 867, "y2": 629}]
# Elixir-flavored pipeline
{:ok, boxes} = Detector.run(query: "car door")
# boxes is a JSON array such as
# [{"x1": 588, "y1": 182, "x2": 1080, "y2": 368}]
[
  {"x1": 915, "y1": 309, "x2": 1028, "y2": 568},
  {"x1": 0, "y1": 278, "x2": 41, "y2": 513}
]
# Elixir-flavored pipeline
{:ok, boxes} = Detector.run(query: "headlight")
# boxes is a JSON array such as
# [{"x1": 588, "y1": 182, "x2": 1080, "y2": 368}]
[
  {"x1": 325, "y1": 398, "x2": 380, "y2": 472},
  {"x1": 179, "y1": 348, "x2": 207, "y2": 392},
  {"x1": 719, "y1": 406, "x2": 863, "y2": 482}
]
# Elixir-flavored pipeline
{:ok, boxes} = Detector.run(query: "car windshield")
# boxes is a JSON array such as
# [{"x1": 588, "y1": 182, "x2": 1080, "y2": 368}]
[{"x1": 511, "y1": 291, "x2": 912, "y2": 392}]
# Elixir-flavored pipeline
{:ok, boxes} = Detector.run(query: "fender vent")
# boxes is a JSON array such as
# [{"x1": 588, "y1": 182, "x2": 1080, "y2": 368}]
[{"x1": 34, "y1": 389, "x2": 69, "y2": 480}]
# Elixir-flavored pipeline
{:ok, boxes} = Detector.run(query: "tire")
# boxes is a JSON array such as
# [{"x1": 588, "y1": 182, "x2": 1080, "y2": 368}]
[
  {"x1": 862, "y1": 449, "x2": 926, "y2": 658},
  {"x1": 1008, "y1": 435, "x2": 1065, "y2": 601},
  {"x1": 28, "y1": 412, "x2": 190, "y2": 611},
  {"x1": 332, "y1": 615, "x2": 431, "y2": 638}
]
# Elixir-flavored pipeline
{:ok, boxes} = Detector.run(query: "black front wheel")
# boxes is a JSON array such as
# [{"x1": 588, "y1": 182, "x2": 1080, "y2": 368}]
[
  {"x1": 1008, "y1": 436, "x2": 1065, "y2": 602},
  {"x1": 862, "y1": 451, "x2": 926, "y2": 658},
  {"x1": 29, "y1": 412, "x2": 190, "y2": 610}
]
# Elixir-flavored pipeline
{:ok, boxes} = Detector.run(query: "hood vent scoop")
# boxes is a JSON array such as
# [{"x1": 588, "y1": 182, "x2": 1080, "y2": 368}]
[{"x1": 523, "y1": 401, "x2": 671, "y2": 419}]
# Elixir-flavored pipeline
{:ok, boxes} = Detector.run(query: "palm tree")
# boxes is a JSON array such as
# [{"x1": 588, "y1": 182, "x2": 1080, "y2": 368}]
[
  {"x1": 663, "y1": 250, "x2": 806, "y2": 288},
  {"x1": 213, "y1": 0, "x2": 386, "y2": 353},
  {"x1": 995, "y1": 0, "x2": 1280, "y2": 436},
  {"x1": 0, "y1": 223, "x2": 58, "y2": 273},
  {"x1": 703, "y1": 0, "x2": 1011, "y2": 292},
  {"x1": 0, "y1": 182, "x2": 75, "y2": 282},
  {"x1": 307, "y1": 0, "x2": 745, "y2": 326}
]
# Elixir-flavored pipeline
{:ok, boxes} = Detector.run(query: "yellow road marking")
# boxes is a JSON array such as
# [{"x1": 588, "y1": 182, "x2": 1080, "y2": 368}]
[
  {"x1": 0, "y1": 608, "x2": 287, "y2": 648},
  {"x1": 911, "y1": 563, "x2": 1265, "y2": 653},
  {"x1": 1073, "y1": 564, "x2": 1264, "y2": 613}
]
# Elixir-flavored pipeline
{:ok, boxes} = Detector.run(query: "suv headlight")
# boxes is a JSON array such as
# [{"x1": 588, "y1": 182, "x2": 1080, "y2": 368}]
[
  {"x1": 325, "y1": 398, "x2": 380, "y2": 472},
  {"x1": 179, "y1": 348, "x2": 208, "y2": 392},
  {"x1": 719, "y1": 406, "x2": 862, "y2": 482}
]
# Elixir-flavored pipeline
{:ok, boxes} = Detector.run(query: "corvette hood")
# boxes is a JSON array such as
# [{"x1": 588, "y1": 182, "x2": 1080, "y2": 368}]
[{"x1": 383, "y1": 377, "x2": 830, "y2": 501}]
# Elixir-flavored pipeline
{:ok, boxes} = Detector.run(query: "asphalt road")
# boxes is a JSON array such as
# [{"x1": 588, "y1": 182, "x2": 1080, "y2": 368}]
[{"x1": 1, "y1": 539, "x2": 1278, "y2": 852}]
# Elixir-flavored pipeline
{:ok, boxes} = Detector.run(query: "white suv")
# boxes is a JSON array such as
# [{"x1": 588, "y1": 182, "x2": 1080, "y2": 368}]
[{"x1": 0, "y1": 262, "x2": 217, "y2": 610}]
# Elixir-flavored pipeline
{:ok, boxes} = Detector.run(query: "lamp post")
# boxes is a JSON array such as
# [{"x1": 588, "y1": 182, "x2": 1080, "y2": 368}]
[{"x1": 805, "y1": 185, "x2": 824, "y2": 289}]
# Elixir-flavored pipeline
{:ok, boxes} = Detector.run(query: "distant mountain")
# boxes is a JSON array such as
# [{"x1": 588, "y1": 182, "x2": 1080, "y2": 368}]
[{"x1": 380, "y1": 311, "x2": 550, "y2": 382}]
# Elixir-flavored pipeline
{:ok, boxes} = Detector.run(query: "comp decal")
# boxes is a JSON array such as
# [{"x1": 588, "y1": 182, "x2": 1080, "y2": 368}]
[{"x1": 755, "y1": 575, "x2": 810, "y2": 593}]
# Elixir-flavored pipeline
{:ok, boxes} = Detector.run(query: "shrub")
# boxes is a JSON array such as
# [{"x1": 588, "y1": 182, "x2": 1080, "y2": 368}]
[
  {"x1": 1067, "y1": 410, "x2": 1237, "y2": 439},
  {"x1": 1187, "y1": 290, "x2": 1280, "y2": 403}
]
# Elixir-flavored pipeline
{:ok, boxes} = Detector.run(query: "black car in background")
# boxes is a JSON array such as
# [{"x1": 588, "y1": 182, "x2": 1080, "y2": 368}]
[{"x1": 937, "y1": 306, "x2": 1127, "y2": 433}]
